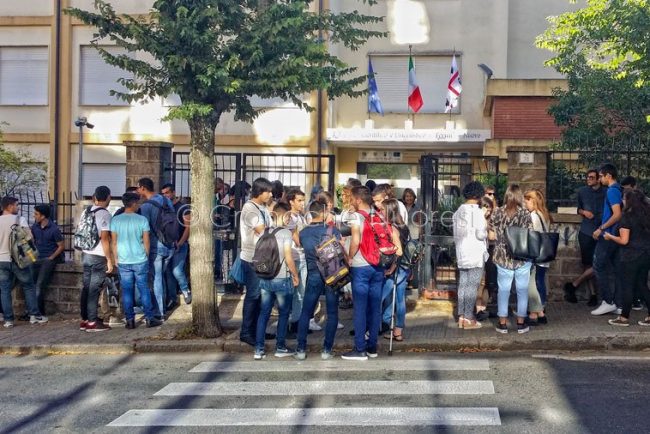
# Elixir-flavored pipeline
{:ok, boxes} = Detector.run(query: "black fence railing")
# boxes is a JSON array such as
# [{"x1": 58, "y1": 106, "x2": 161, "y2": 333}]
[{"x1": 546, "y1": 149, "x2": 650, "y2": 211}]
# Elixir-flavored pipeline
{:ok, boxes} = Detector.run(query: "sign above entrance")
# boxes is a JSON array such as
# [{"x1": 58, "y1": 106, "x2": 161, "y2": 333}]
[
  {"x1": 327, "y1": 128, "x2": 491, "y2": 143},
  {"x1": 359, "y1": 150, "x2": 403, "y2": 162}
]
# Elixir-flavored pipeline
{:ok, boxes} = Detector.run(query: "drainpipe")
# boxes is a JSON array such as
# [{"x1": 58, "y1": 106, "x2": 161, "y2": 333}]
[
  {"x1": 54, "y1": 0, "x2": 61, "y2": 203},
  {"x1": 316, "y1": 0, "x2": 324, "y2": 185}
]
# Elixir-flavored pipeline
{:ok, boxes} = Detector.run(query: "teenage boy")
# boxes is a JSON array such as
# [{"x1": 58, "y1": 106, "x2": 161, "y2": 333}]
[
  {"x1": 254, "y1": 202, "x2": 299, "y2": 360},
  {"x1": 591, "y1": 164, "x2": 624, "y2": 315},
  {"x1": 161, "y1": 183, "x2": 191, "y2": 305},
  {"x1": 342, "y1": 186, "x2": 385, "y2": 361},
  {"x1": 80, "y1": 186, "x2": 113, "y2": 332},
  {"x1": 110, "y1": 192, "x2": 161, "y2": 329},
  {"x1": 137, "y1": 177, "x2": 175, "y2": 319},
  {"x1": 294, "y1": 199, "x2": 344, "y2": 360},
  {"x1": 564, "y1": 169, "x2": 606, "y2": 305},
  {"x1": 239, "y1": 177, "x2": 275, "y2": 346},
  {"x1": 30, "y1": 204, "x2": 65, "y2": 316},
  {"x1": 285, "y1": 188, "x2": 310, "y2": 334},
  {"x1": 0, "y1": 197, "x2": 47, "y2": 328}
]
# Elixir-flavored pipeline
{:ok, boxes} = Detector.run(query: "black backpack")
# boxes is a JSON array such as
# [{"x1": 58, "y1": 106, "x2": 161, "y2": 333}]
[
  {"x1": 145, "y1": 198, "x2": 180, "y2": 248},
  {"x1": 252, "y1": 227, "x2": 284, "y2": 280},
  {"x1": 315, "y1": 225, "x2": 350, "y2": 290}
]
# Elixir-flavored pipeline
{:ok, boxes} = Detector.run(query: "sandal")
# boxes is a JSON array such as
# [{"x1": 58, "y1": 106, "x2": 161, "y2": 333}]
[{"x1": 383, "y1": 331, "x2": 404, "y2": 341}]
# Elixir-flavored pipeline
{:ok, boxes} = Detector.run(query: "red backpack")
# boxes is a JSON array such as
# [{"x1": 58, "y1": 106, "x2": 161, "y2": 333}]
[{"x1": 357, "y1": 209, "x2": 398, "y2": 268}]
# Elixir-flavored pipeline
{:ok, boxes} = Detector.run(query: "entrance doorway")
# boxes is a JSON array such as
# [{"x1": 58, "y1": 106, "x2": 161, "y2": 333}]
[{"x1": 356, "y1": 162, "x2": 420, "y2": 200}]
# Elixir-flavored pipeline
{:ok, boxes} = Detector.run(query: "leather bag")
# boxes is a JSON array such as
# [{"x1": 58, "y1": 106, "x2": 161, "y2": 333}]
[{"x1": 505, "y1": 224, "x2": 559, "y2": 264}]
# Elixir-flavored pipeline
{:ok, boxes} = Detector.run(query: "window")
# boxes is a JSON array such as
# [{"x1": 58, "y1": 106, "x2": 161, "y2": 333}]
[
  {"x1": 369, "y1": 55, "x2": 460, "y2": 114},
  {"x1": 0, "y1": 46, "x2": 48, "y2": 105},
  {"x1": 81, "y1": 163, "x2": 126, "y2": 197},
  {"x1": 79, "y1": 46, "x2": 133, "y2": 106}
]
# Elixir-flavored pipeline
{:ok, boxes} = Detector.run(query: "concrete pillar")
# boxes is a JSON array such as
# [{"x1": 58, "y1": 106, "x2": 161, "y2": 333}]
[
  {"x1": 124, "y1": 141, "x2": 173, "y2": 191},
  {"x1": 506, "y1": 146, "x2": 549, "y2": 193}
]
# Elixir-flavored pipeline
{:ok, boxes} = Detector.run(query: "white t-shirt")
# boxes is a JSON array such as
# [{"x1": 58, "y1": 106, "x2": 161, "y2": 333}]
[
  {"x1": 0, "y1": 214, "x2": 29, "y2": 262},
  {"x1": 82, "y1": 206, "x2": 112, "y2": 257},
  {"x1": 272, "y1": 228, "x2": 293, "y2": 278},
  {"x1": 239, "y1": 201, "x2": 272, "y2": 262}
]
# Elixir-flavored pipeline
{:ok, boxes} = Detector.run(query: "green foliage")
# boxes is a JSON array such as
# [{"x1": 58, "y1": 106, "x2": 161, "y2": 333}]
[
  {"x1": 0, "y1": 126, "x2": 47, "y2": 195},
  {"x1": 473, "y1": 173, "x2": 508, "y2": 201},
  {"x1": 65, "y1": 0, "x2": 386, "y2": 126}
]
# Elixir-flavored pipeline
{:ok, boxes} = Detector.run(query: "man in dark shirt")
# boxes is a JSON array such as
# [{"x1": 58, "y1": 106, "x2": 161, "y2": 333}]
[
  {"x1": 31, "y1": 204, "x2": 65, "y2": 316},
  {"x1": 161, "y1": 183, "x2": 191, "y2": 306},
  {"x1": 564, "y1": 169, "x2": 606, "y2": 305}
]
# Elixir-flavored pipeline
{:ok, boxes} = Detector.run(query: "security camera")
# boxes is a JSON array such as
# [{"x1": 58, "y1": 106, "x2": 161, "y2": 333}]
[
  {"x1": 85, "y1": 122, "x2": 94, "y2": 129},
  {"x1": 74, "y1": 117, "x2": 94, "y2": 129}
]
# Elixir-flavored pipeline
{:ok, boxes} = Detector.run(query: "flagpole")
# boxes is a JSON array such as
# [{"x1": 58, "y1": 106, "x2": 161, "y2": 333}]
[
  {"x1": 449, "y1": 48, "x2": 455, "y2": 123},
  {"x1": 408, "y1": 44, "x2": 413, "y2": 126}
]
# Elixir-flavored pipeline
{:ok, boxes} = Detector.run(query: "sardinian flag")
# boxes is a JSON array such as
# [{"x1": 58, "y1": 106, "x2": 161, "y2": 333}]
[{"x1": 445, "y1": 55, "x2": 462, "y2": 113}]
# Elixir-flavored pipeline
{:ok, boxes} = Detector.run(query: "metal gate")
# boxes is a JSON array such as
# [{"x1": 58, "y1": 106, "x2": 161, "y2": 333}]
[{"x1": 419, "y1": 154, "x2": 502, "y2": 298}]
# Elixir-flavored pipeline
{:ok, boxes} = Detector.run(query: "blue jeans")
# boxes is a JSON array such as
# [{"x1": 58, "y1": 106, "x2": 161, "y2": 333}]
[
  {"x1": 0, "y1": 261, "x2": 40, "y2": 321},
  {"x1": 381, "y1": 268, "x2": 408, "y2": 329},
  {"x1": 593, "y1": 238, "x2": 623, "y2": 306},
  {"x1": 297, "y1": 272, "x2": 339, "y2": 353},
  {"x1": 170, "y1": 243, "x2": 190, "y2": 296},
  {"x1": 351, "y1": 265, "x2": 385, "y2": 352},
  {"x1": 256, "y1": 277, "x2": 293, "y2": 352},
  {"x1": 119, "y1": 261, "x2": 155, "y2": 321},
  {"x1": 81, "y1": 253, "x2": 107, "y2": 322},
  {"x1": 496, "y1": 262, "x2": 532, "y2": 318},
  {"x1": 535, "y1": 265, "x2": 548, "y2": 306},
  {"x1": 240, "y1": 259, "x2": 261, "y2": 341},
  {"x1": 149, "y1": 242, "x2": 174, "y2": 318},
  {"x1": 289, "y1": 258, "x2": 307, "y2": 323}
]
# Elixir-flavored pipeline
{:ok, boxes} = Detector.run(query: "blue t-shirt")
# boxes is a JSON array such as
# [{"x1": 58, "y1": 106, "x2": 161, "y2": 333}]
[
  {"x1": 139, "y1": 194, "x2": 174, "y2": 249},
  {"x1": 110, "y1": 212, "x2": 150, "y2": 264},
  {"x1": 601, "y1": 182, "x2": 623, "y2": 235},
  {"x1": 299, "y1": 223, "x2": 342, "y2": 274}
]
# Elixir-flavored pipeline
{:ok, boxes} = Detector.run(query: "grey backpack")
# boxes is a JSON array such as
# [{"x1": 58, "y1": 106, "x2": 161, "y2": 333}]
[{"x1": 74, "y1": 206, "x2": 105, "y2": 251}]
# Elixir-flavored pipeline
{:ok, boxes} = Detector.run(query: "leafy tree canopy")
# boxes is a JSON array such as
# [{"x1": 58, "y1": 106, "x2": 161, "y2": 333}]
[{"x1": 0, "y1": 126, "x2": 47, "y2": 196}]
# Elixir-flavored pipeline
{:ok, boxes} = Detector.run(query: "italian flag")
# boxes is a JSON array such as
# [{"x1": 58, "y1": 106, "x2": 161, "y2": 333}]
[{"x1": 408, "y1": 55, "x2": 424, "y2": 113}]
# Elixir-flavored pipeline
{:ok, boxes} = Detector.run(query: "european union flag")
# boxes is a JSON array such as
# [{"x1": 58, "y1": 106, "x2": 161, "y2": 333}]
[{"x1": 368, "y1": 59, "x2": 384, "y2": 115}]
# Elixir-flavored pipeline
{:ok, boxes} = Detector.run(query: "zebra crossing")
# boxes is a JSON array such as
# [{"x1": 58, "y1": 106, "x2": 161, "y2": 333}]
[{"x1": 108, "y1": 356, "x2": 502, "y2": 428}]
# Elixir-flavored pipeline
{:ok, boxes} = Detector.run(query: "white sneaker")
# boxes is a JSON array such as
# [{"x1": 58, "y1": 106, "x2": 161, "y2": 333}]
[
  {"x1": 337, "y1": 322, "x2": 344, "y2": 330},
  {"x1": 3, "y1": 321, "x2": 14, "y2": 328},
  {"x1": 591, "y1": 301, "x2": 618, "y2": 316},
  {"x1": 614, "y1": 308, "x2": 622, "y2": 315},
  {"x1": 309, "y1": 318, "x2": 322, "y2": 331},
  {"x1": 30, "y1": 315, "x2": 48, "y2": 324}
]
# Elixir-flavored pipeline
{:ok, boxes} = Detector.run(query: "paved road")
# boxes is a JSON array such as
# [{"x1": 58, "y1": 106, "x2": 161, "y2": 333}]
[{"x1": 0, "y1": 351, "x2": 648, "y2": 433}]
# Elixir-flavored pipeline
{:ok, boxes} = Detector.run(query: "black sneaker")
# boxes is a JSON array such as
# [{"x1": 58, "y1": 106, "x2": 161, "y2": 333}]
[
  {"x1": 475, "y1": 311, "x2": 489, "y2": 322},
  {"x1": 525, "y1": 317, "x2": 539, "y2": 326},
  {"x1": 563, "y1": 282, "x2": 578, "y2": 303},
  {"x1": 495, "y1": 323, "x2": 508, "y2": 334},
  {"x1": 341, "y1": 350, "x2": 368, "y2": 361},
  {"x1": 517, "y1": 323, "x2": 530, "y2": 334},
  {"x1": 146, "y1": 318, "x2": 163, "y2": 328},
  {"x1": 632, "y1": 300, "x2": 643, "y2": 311},
  {"x1": 537, "y1": 316, "x2": 548, "y2": 325}
]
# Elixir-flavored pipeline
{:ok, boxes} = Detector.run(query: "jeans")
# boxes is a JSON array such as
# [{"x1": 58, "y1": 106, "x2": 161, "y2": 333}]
[
  {"x1": 240, "y1": 259, "x2": 261, "y2": 341},
  {"x1": 32, "y1": 258, "x2": 59, "y2": 315},
  {"x1": 119, "y1": 261, "x2": 155, "y2": 321},
  {"x1": 81, "y1": 253, "x2": 107, "y2": 322},
  {"x1": 620, "y1": 254, "x2": 650, "y2": 318},
  {"x1": 289, "y1": 258, "x2": 307, "y2": 323},
  {"x1": 166, "y1": 243, "x2": 190, "y2": 298},
  {"x1": 256, "y1": 277, "x2": 293, "y2": 352},
  {"x1": 496, "y1": 262, "x2": 532, "y2": 318},
  {"x1": 297, "y1": 272, "x2": 340, "y2": 353},
  {"x1": 351, "y1": 265, "x2": 385, "y2": 352},
  {"x1": 149, "y1": 242, "x2": 174, "y2": 317},
  {"x1": 0, "y1": 261, "x2": 40, "y2": 321},
  {"x1": 593, "y1": 238, "x2": 623, "y2": 306},
  {"x1": 535, "y1": 265, "x2": 548, "y2": 306},
  {"x1": 381, "y1": 268, "x2": 408, "y2": 328}
]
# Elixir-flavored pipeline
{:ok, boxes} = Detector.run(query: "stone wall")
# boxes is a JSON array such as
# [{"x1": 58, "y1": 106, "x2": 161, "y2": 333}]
[
  {"x1": 124, "y1": 141, "x2": 173, "y2": 191},
  {"x1": 12, "y1": 262, "x2": 83, "y2": 315}
]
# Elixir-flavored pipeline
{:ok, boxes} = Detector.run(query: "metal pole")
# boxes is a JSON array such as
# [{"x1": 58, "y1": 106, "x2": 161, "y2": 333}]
[{"x1": 77, "y1": 124, "x2": 83, "y2": 199}]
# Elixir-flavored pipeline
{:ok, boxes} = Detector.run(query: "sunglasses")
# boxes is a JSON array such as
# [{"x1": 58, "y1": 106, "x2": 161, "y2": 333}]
[{"x1": 587, "y1": 175, "x2": 597, "y2": 179}]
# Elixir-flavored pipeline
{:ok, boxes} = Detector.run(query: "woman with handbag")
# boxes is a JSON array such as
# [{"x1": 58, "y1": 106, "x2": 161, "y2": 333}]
[
  {"x1": 524, "y1": 189, "x2": 552, "y2": 325},
  {"x1": 491, "y1": 184, "x2": 534, "y2": 334},
  {"x1": 603, "y1": 189, "x2": 650, "y2": 327}
]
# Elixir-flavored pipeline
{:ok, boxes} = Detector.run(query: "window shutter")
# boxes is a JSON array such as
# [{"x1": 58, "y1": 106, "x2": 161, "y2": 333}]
[
  {"x1": 82, "y1": 164, "x2": 126, "y2": 197},
  {"x1": 370, "y1": 55, "x2": 460, "y2": 114},
  {"x1": 80, "y1": 46, "x2": 133, "y2": 106},
  {"x1": 0, "y1": 47, "x2": 49, "y2": 105}
]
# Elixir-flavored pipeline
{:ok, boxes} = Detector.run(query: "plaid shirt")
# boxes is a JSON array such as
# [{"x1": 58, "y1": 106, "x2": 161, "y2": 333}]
[{"x1": 490, "y1": 206, "x2": 533, "y2": 270}]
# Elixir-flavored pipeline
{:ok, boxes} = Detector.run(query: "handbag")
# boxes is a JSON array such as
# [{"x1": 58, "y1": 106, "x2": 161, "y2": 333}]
[
  {"x1": 505, "y1": 218, "x2": 559, "y2": 263},
  {"x1": 229, "y1": 256, "x2": 246, "y2": 285}
]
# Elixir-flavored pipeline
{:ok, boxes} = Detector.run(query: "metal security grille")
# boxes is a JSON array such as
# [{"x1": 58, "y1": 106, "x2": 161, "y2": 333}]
[
  {"x1": 419, "y1": 154, "x2": 503, "y2": 297},
  {"x1": 167, "y1": 152, "x2": 242, "y2": 201}
]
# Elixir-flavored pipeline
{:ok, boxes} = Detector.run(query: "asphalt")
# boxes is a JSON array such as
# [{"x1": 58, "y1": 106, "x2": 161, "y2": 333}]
[{"x1": 1, "y1": 294, "x2": 650, "y2": 355}]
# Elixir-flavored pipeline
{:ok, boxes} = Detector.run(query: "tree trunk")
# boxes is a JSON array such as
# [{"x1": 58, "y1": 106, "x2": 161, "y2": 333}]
[{"x1": 188, "y1": 115, "x2": 222, "y2": 338}]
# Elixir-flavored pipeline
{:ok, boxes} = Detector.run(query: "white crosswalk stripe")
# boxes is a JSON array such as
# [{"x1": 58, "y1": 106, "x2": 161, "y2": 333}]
[{"x1": 108, "y1": 357, "x2": 502, "y2": 428}]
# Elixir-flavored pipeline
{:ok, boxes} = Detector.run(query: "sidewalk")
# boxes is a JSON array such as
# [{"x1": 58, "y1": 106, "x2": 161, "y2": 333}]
[{"x1": 1, "y1": 295, "x2": 650, "y2": 355}]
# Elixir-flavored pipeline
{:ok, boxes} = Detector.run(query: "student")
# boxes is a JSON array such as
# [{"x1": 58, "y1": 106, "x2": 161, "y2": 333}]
[
  {"x1": 79, "y1": 186, "x2": 113, "y2": 332},
  {"x1": 254, "y1": 202, "x2": 298, "y2": 360},
  {"x1": 110, "y1": 193, "x2": 161, "y2": 329},
  {"x1": 137, "y1": 177, "x2": 175, "y2": 319},
  {"x1": 239, "y1": 178, "x2": 275, "y2": 346},
  {"x1": 294, "y1": 199, "x2": 344, "y2": 360},
  {"x1": 0, "y1": 197, "x2": 47, "y2": 328},
  {"x1": 31, "y1": 204, "x2": 65, "y2": 316},
  {"x1": 452, "y1": 181, "x2": 487, "y2": 330},
  {"x1": 491, "y1": 184, "x2": 533, "y2": 334},
  {"x1": 604, "y1": 189, "x2": 650, "y2": 326},
  {"x1": 285, "y1": 188, "x2": 310, "y2": 334},
  {"x1": 524, "y1": 189, "x2": 552, "y2": 325},
  {"x1": 591, "y1": 164, "x2": 624, "y2": 316},
  {"x1": 161, "y1": 183, "x2": 191, "y2": 305}
]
